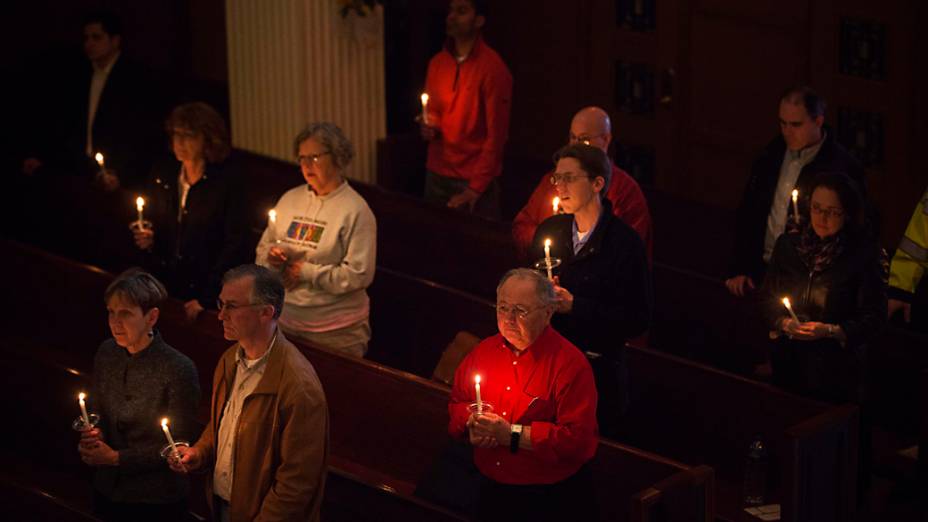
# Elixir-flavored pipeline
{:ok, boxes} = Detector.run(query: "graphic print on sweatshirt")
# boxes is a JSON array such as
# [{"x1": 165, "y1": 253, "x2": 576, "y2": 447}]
[{"x1": 284, "y1": 217, "x2": 326, "y2": 249}]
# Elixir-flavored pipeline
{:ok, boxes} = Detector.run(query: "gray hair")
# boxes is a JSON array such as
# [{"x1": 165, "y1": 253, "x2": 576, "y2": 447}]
[
  {"x1": 496, "y1": 268, "x2": 557, "y2": 306},
  {"x1": 222, "y1": 264, "x2": 285, "y2": 319},
  {"x1": 104, "y1": 268, "x2": 168, "y2": 313},
  {"x1": 293, "y1": 122, "x2": 355, "y2": 170}
]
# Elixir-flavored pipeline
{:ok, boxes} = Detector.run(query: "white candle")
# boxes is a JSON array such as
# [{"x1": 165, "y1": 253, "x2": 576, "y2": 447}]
[
  {"x1": 544, "y1": 239, "x2": 553, "y2": 280},
  {"x1": 782, "y1": 297, "x2": 800, "y2": 324},
  {"x1": 94, "y1": 153, "x2": 105, "y2": 169},
  {"x1": 136, "y1": 196, "x2": 145, "y2": 225},
  {"x1": 420, "y1": 93, "x2": 429, "y2": 125},
  {"x1": 161, "y1": 418, "x2": 178, "y2": 454},
  {"x1": 552, "y1": 197, "x2": 560, "y2": 214},
  {"x1": 78, "y1": 392, "x2": 90, "y2": 426},
  {"x1": 791, "y1": 189, "x2": 800, "y2": 225},
  {"x1": 474, "y1": 375, "x2": 482, "y2": 414}
]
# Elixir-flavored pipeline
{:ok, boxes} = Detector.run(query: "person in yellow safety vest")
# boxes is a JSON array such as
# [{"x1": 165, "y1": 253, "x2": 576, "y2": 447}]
[{"x1": 888, "y1": 186, "x2": 928, "y2": 326}]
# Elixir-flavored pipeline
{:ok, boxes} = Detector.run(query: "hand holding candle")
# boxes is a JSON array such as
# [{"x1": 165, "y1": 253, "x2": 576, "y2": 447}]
[
  {"x1": 420, "y1": 93, "x2": 429, "y2": 125},
  {"x1": 78, "y1": 392, "x2": 90, "y2": 427},
  {"x1": 791, "y1": 189, "x2": 800, "y2": 225},
  {"x1": 544, "y1": 239, "x2": 554, "y2": 280},
  {"x1": 782, "y1": 297, "x2": 800, "y2": 324},
  {"x1": 474, "y1": 374, "x2": 482, "y2": 414}
]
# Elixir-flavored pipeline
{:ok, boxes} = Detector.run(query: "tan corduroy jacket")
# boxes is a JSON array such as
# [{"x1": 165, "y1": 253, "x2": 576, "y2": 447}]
[{"x1": 194, "y1": 332, "x2": 329, "y2": 521}]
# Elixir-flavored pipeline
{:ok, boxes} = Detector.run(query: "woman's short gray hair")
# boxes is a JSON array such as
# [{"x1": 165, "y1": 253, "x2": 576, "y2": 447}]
[
  {"x1": 293, "y1": 122, "x2": 355, "y2": 170},
  {"x1": 496, "y1": 268, "x2": 556, "y2": 306},
  {"x1": 104, "y1": 268, "x2": 168, "y2": 313}
]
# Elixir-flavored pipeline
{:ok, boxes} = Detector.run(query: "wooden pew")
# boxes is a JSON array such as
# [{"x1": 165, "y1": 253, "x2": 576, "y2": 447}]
[{"x1": 0, "y1": 240, "x2": 714, "y2": 521}]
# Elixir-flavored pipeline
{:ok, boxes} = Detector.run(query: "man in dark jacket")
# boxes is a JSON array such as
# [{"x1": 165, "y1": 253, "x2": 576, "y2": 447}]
[
  {"x1": 726, "y1": 86, "x2": 865, "y2": 297},
  {"x1": 531, "y1": 144, "x2": 652, "y2": 438}
]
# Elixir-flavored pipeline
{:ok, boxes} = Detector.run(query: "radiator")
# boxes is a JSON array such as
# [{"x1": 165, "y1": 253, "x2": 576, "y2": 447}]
[{"x1": 225, "y1": 0, "x2": 386, "y2": 184}]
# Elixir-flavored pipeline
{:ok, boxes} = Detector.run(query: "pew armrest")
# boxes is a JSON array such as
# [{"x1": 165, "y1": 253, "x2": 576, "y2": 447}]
[{"x1": 630, "y1": 465, "x2": 715, "y2": 522}]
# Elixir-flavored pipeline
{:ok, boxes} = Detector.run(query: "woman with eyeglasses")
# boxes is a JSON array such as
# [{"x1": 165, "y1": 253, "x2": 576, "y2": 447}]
[
  {"x1": 530, "y1": 143, "x2": 652, "y2": 438},
  {"x1": 79, "y1": 269, "x2": 200, "y2": 521},
  {"x1": 762, "y1": 171, "x2": 885, "y2": 494},
  {"x1": 256, "y1": 122, "x2": 376, "y2": 357},
  {"x1": 132, "y1": 102, "x2": 248, "y2": 323}
]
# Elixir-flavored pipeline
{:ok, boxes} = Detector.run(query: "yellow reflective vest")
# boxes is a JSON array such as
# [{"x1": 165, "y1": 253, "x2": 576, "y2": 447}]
[{"x1": 889, "y1": 187, "x2": 928, "y2": 298}]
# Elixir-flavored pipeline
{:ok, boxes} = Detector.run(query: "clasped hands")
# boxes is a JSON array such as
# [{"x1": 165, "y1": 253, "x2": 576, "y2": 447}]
[
  {"x1": 467, "y1": 412, "x2": 511, "y2": 449},
  {"x1": 780, "y1": 317, "x2": 832, "y2": 340},
  {"x1": 267, "y1": 246, "x2": 304, "y2": 290}
]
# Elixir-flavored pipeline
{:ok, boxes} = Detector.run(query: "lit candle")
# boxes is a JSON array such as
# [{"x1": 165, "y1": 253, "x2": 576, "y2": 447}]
[
  {"x1": 161, "y1": 418, "x2": 178, "y2": 455},
  {"x1": 791, "y1": 189, "x2": 800, "y2": 225},
  {"x1": 782, "y1": 297, "x2": 800, "y2": 324},
  {"x1": 543, "y1": 238, "x2": 553, "y2": 280},
  {"x1": 474, "y1": 374, "x2": 482, "y2": 414},
  {"x1": 78, "y1": 392, "x2": 90, "y2": 426},
  {"x1": 136, "y1": 196, "x2": 145, "y2": 225},
  {"x1": 268, "y1": 209, "x2": 277, "y2": 225},
  {"x1": 420, "y1": 93, "x2": 429, "y2": 125},
  {"x1": 552, "y1": 196, "x2": 560, "y2": 214},
  {"x1": 94, "y1": 153, "x2": 105, "y2": 169}
]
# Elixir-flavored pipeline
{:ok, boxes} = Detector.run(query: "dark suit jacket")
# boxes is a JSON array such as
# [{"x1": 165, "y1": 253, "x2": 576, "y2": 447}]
[{"x1": 730, "y1": 130, "x2": 866, "y2": 282}]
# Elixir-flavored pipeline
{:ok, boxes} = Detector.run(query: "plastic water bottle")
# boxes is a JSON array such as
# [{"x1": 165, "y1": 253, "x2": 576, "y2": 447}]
[{"x1": 743, "y1": 435, "x2": 768, "y2": 506}]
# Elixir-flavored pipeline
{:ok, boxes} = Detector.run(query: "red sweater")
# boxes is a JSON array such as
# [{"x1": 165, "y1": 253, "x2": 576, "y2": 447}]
[
  {"x1": 512, "y1": 164, "x2": 653, "y2": 260},
  {"x1": 448, "y1": 326, "x2": 598, "y2": 485},
  {"x1": 424, "y1": 37, "x2": 513, "y2": 194}
]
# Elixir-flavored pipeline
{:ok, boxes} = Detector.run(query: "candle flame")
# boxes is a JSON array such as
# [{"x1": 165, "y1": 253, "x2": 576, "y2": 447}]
[
  {"x1": 79, "y1": 392, "x2": 86, "y2": 401},
  {"x1": 94, "y1": 153, "x2": 104, "y2": 166},
  {"x1": 136, "y1": 196, "x2": 145, "y2": 212},
  {"x1": 552, "y1": 197, "x2": 560, "y2": 213},
  {"x1": 782, "y1": 297, "x2": 791, "y2": 308},
  {"x1": 268, "y1": 209, "x2": 276, "y2": 223},
  {"x1": 791, "y1": 189, "x2": 798, "y2": 201},
  {"x1": 544, "y1": 238, "x2": 551, "y2": 248},
  {"x1": 161, "y1": 417, "x2": 169, "y2": 427},
  {"x1": 474, "y1": 374, "x2": 481, "y2": 384},
  {"x1": 420, "y1": 93, "x2": 429, "y2": 105}
]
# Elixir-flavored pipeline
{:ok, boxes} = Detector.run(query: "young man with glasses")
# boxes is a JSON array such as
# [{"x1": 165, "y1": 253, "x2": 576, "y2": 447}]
[
  {"x1": 512, "y1": 106, "x2": 652, "y2": 261},
  {"x1": 169, "y1": 264, "x2": 329, "y2": 522},
  {"x1": 449, "y1": 268, "x2": 599, "y2": 520},
  {"x1": 530, "y1": 143, "x2": 652, "y2": 438}
]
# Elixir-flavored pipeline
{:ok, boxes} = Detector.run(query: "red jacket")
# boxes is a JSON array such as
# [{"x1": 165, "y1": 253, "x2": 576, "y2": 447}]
[
  {"x1": 424, "y1": 37, "x2": 513, "y2": 194},
  {"x1": 512, "y1": 164, "x2": 653, "y2": 260},
  {"x1": 448, "y1": 327, "x2": 598, "y2": 485}
]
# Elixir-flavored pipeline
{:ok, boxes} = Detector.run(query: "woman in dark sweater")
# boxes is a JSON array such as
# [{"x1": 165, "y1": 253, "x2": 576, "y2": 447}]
[
  {"x1": 762, "y1": 172, "x2": 886, "y2": 495},
  {"x1": 78, "y1": 269, "x2": 200, "y2": 521}
]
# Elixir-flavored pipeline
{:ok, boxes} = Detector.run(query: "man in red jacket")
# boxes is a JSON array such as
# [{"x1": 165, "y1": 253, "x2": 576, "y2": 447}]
[
  {"x1": 420, "y1": 0, "x2": 513, "y2": 218},
  {"x1": 512, "y1": 107, "x2": 653, "y2": 261}
]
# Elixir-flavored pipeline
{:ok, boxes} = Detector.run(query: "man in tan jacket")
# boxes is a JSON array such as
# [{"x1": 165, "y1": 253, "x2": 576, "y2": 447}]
[{"x1": 170, "y1": 264, "x2": 328, "y2": 521}]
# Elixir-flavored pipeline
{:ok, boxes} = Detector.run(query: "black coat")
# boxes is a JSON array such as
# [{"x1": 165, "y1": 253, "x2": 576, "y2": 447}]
[
  {"x1": 531, "y1": 200, "x2": 653, "y2": 356},
  {"x1": 731, "y1": 130, "x2": 865, "y2": 282},
  {"x1": 140, "y1": 158, "x2": 249, "y2": 308},
  {"x1": 761, "y1": 228, "x2": 886, "y2": 402}
]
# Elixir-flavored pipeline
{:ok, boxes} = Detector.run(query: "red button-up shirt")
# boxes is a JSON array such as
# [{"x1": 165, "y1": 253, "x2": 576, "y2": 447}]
[
  {"x1": 512, "y1": 164, "x2": 653, "y2": 261},
  {"x1": 424, "y1": 37, "x2": 513, "y2": 194},
  {"x1": 448, "y1": 326, "x2": 598, "y2": 485}
]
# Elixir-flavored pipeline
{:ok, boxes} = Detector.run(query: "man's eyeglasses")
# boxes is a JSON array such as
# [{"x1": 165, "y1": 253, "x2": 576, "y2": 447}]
[
  {"x1": 496, "y1": 303, "x2": 545, "y2": 320},
  {"x1": 297, "y1": 152, "x2": 330, "y2": 166},
  {"x1": 216, "y1": 299, "x2": 263, "y2": 312},
  {"x1": 810, "y1": 203, "x2": 845, "y2": 220},
  {"x1": 549, "y1": 173, "x2": 591, "y2": 186},
  {"x1": 568, "y1": 133, "x2": 605, "y2": 145}
]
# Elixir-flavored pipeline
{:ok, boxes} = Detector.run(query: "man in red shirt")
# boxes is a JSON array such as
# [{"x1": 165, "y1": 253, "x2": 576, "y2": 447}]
[
  {"x1": 420, "y1": 0, "x2": 512, "y2": 218},
  {"x1": 512, "y1": 106, "x2": 653, "y2": 261},
  {"x1": 449, "y1": 268, "x2": 598, "y2": 520}
]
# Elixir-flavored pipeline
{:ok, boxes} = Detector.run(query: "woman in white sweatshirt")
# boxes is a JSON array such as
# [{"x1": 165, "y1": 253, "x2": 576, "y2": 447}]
[{"x1": 256, "y1": 122, "x2": 377, "y2": 357}]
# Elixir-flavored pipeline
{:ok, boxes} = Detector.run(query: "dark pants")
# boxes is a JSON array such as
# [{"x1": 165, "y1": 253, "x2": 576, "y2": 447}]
[
  {"x1": 588, "y1": 349, "x2": 629, "y2": 440},
  {"x1": 93, "y1": 491, "x2": 187, "y2": 522},
  {"x1": 477, "y1": 465, "x2": 597, "y2": 522},
  {"x1": 424, "y1": 171, "x2": 501, "y2": 219}
]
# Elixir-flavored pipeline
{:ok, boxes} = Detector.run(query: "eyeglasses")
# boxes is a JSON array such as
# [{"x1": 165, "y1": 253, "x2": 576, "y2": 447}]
[
  {"x1": 297, "y1": 152, "x2": 330, "y2": 166},
  {"x1": 496, "y1": 303, "x2": 545, "y2": 320},
  {"x1": 216, "y1": 299, "x2": 263, "y2": 312},
  {"x1": 549, "y1": 173, "x2": 591, "y2": 186},
  {"x1": 568, "y1": 133, "x2": 605, "y2": 145},
  {"x1": 810, "y1": 203, "x2": 844, "y2": 220}
]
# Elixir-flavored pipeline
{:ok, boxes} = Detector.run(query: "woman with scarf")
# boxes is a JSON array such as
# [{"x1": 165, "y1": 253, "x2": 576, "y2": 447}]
[{"x1": 762, "y1": 171, "x2": 885, "y2": 495}]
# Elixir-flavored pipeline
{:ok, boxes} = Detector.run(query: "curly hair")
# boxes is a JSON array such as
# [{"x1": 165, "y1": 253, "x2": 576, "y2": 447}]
[
  {"x1": 293, "y1": 122, "x2": 355, "y2": 170},
  {"x1": 165, "y1": 102, "x2": 231, "y2": 163}
]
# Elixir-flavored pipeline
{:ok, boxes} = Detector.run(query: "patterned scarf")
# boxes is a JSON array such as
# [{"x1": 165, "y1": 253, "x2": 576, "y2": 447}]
[{"x1": 795, "y1": 224, "x2": 845, "y2": 274}]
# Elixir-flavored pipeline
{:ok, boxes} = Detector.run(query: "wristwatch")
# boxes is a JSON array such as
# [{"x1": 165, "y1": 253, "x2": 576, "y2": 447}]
[{"x1": 510, "y1": 424, "x2": 522, "y2": 454}]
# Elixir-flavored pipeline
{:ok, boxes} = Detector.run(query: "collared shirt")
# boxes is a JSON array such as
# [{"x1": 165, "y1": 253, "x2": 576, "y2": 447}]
[
  {"x1": 86, "y1": 52, "x2": 120, "y2": 156},
  {"x1": 571, "y1": 215, "x2": 599, "y2": 255},
  {"x1": 448, "y1": 326, "x2": 598, "y2": 485},
  {"x1": 763, "y1": 134, "x2": 825, "y2": 262},
  {"x1": 213, "y1": 332, "x2": 277, "y2": 500}
]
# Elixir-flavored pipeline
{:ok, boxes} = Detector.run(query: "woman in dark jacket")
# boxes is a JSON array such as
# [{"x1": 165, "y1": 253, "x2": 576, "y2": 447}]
[
  {"x1": 762, "y1": 171, "x2": 885, "y2": 495},
  {"x1": 132, "y1": 102, "x2": 247, "y2": 322}
]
